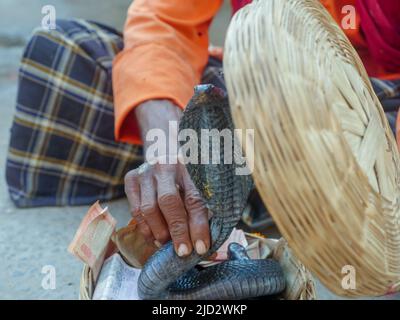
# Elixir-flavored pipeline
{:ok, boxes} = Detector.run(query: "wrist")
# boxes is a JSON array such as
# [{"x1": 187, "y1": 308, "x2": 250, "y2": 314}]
[{"x1": 135, "y1": 99, "x2": 183, "y2": 157}]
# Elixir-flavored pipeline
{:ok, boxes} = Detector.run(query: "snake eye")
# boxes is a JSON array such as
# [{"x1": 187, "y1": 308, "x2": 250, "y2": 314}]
[
  {"x1": 194, "y1": 84, "x2": 226, "y2": 98},
  {"x1": 194, "y1": 84, "x2": 214, "y2": 95}
]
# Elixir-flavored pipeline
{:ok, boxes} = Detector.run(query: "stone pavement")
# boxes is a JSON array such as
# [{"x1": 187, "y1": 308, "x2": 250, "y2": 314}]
[{"x1": 0, "y1": 0, "x2": 397, "y2": 300}]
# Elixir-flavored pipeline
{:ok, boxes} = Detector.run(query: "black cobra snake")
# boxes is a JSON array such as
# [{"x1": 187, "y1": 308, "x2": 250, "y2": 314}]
[{"x1": 137, "y1": 84, "x2": 285, "y2": 300}]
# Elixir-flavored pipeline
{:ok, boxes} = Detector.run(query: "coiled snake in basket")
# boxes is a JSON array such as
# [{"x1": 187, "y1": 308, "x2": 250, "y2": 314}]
[{"x1": 137, "y1": 84, "x2": 285, "y2": 300}]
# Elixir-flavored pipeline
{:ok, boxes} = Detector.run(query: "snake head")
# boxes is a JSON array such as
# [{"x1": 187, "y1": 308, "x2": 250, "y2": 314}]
[
  {"x1": 228, "y1": 242, "x2": 251, "y2": 261},
  {"x1": 193, "y1": 84, "x2": 227, "y2": 104}
]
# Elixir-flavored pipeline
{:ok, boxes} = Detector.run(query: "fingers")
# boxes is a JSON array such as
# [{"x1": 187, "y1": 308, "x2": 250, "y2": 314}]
[
  {"x1": 155, "y1": 164, "x2": 192, "y2": 257},
  {"x1": 139, "y1": 173, "x2": 170, "y2": 246},
  {"x1": 181, "y1": 166, "x2": 210, "y2": 255},
  {"x1": 125, "y1": 161, "x2": 210, "y2": 258},
  {"x1": 125, "y1": 170, "x2": 154, "y2": 244},
  {"x1": 124, "y1": 170, "x2": 140, "y2": 215},
  {"x1": 132, "y1": 210, "x2": 155, "y2": 244}
]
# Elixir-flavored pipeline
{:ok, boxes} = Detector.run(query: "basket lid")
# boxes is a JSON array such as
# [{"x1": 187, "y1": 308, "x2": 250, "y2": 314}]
[{"x1": 224, "y1": 0, "x2": 400, "y2": 297}]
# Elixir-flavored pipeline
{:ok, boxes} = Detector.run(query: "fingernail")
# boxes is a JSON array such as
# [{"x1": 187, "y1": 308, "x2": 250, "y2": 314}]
[
  {"x1": 154, "y1": 240, "x2": 162, "y2": 248},
  {"x1": 195, "y1": 240, "x2": 207, "y2": 255},
  {"x1": 177, "y1": 243, "x2": 189, "y2": 257}
]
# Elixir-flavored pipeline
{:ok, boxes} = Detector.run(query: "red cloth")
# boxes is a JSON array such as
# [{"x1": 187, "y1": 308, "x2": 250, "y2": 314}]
[
  {"x1": 357, "y1": 0, "x2": 400, "y2": 73},
  {"x1": 231, "y1": 0, "x2": 252, "y2": 14}
]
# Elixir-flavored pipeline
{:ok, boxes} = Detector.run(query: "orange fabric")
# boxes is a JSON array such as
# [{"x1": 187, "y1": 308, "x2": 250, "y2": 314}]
[
  {"x1": 113, "y1": 0, "x2": 400, "y2": 144},
  {"x1": 112, "y1": 0, "x2": 223, "y2": 144}
]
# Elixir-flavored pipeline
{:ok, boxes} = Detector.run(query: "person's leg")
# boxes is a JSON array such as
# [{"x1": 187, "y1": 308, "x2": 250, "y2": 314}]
[
  {"x1": 6, "y1": 19, "x2": 143, "y2": 207},
  {"x1": 370, "y1": 78, "x2": 400, "y2": 137}
]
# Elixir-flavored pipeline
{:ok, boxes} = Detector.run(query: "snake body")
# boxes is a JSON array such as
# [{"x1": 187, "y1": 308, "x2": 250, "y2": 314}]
[{"x1": 137, "y1": 85, "x2": 285, "y2": 300}]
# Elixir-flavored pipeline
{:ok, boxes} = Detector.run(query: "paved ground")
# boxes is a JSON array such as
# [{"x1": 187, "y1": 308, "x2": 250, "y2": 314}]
[
  {"x1": 0, "y1": 2, "x2": 133, "y2": 300},
  {"x1": 0, "y1": 0, "x2": 398, "y2": 300}
]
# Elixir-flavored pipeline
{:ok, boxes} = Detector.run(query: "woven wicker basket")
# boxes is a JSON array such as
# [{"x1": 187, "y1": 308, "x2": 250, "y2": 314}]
[
  {"x1": 224, "y1": 0, "x2": 400, "y2": 297},
  {"x1": 80, "y1": 235, "x2": 316, "y2": 300}
]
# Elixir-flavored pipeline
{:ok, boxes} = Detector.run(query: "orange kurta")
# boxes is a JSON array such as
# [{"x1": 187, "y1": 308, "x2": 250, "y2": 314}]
[{"x1": 112, "y1": 0, "x2": 400, "y2": 145}]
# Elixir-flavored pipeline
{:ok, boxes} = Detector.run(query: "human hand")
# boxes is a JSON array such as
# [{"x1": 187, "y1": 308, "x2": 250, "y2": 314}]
[{"x1": 124, "y1": 100, "x2": 210, "y2": 257}]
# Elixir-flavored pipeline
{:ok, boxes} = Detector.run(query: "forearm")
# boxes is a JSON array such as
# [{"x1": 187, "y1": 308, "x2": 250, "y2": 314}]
[
  {"x1": 135, "y1": 100, "x2": 182, "y2": 155},
  {"x1": 112, "y1": 0, "x2": 223, "y2": 144}
]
